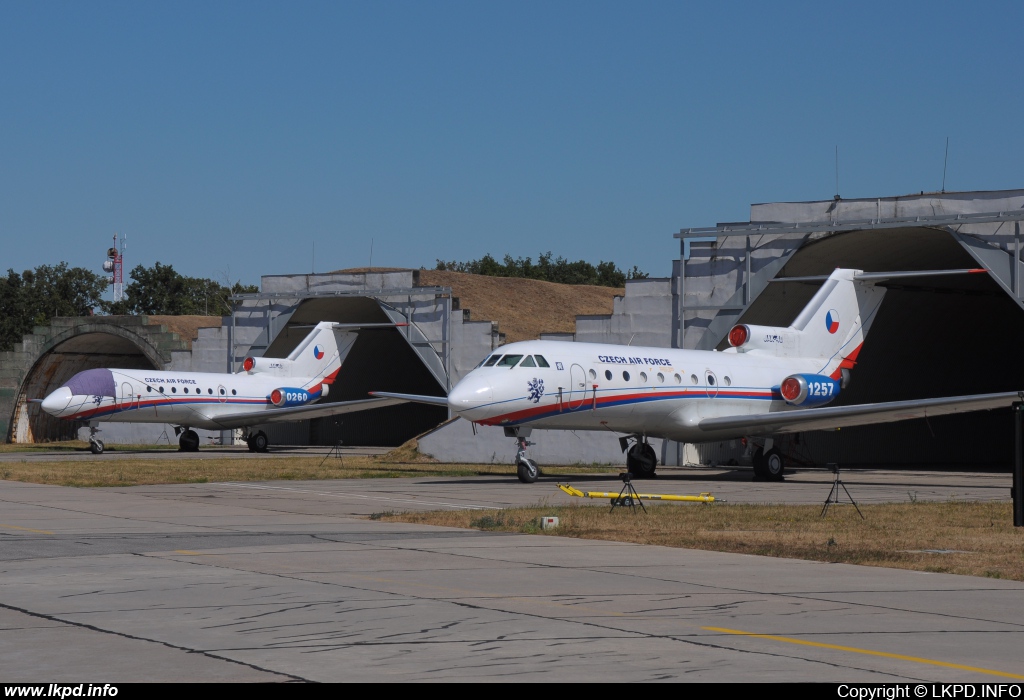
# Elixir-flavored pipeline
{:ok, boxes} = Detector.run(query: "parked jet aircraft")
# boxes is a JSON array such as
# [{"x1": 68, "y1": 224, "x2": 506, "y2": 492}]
[
  {"x1": 39, "y1": 322, "x2": 404, "y2": 453},
  {"x1": 376, "y1": 268, "x2": 1023, "y2": 483}
]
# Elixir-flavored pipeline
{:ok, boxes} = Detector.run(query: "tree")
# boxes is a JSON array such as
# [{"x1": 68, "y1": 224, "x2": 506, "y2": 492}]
[
  {"x1": 0, "y1": 263, "x2": 109, "y2": 352},
  {"x1": 109, "y1": 263, "x2": 257, "y2": 316}
]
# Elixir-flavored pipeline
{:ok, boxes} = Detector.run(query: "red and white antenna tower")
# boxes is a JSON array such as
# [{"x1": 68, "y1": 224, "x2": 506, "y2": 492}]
[{"x1": 102, "y1": 234, "x2": 126, "y2": 302}]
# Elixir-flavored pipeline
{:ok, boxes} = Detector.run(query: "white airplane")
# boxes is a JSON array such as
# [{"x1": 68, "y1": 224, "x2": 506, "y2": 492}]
[
  {"x1": 376, "y1": 268, "x2": 1023, "y2": 483},
  {"x1": 38, "y1": 322, "x2": 405, "y2": 453}
]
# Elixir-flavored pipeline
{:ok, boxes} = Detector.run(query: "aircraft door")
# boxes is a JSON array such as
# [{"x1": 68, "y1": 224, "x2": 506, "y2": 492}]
[
  {"x1": 569, "y1": 364, "x2": 587, "y2": 410},
  {"x1": 119, "y1": 382, "x2": 137, "y2": 413},
  {"x1": 217, "y1": 384, "x2": 227, "y2": 403},
  {"x1": 705, "y1": 370, "x2": 719, "y2": 398}
]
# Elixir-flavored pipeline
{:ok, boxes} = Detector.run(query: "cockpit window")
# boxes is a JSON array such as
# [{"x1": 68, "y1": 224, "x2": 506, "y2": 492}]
[
  {"x1": 534, "y1": 355, "x2": 550, "y2": 368},
  {"x1": 483, "y1": 355, "x2": 502, "y2": 367},
  {"x1": 520, "y1": 356, "x2": 537, "y2": 368},
  {"x1": 496, "y1": 354, "x2": 523, "y2": 368}
]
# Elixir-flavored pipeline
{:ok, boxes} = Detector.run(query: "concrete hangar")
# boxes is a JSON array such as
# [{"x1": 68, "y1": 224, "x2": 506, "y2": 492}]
[{"x1": 4, "y1": 188, "x2": 1024, "y2": 470}]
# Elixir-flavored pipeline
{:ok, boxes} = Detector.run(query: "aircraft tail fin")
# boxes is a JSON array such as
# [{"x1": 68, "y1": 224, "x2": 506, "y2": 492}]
[{"x1": 284, "y1": 322, "x2": 359, "y2": 389}]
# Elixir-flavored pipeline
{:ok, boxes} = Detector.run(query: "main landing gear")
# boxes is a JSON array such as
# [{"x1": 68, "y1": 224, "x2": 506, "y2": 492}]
[
  {"x1": 751, "y1": 439, "x2": 785, "y2": 481},
  {"x1": 620, "y1": 435, "x2": 657, "y2": 479},
  {"x1": 244, "y1": 430, "x2": 269, "y2": 453},
  {"x1": 176, "y1": 427, "x2": 200, "y2": 452},
  {"x1": 505, "y1": 427, "x2": 539, "y2": 483}
]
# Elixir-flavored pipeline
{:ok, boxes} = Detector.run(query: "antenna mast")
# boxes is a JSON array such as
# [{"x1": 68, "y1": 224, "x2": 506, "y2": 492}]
[{"x1": 103, "y1": 233, "x2": 126, "y2": 303}]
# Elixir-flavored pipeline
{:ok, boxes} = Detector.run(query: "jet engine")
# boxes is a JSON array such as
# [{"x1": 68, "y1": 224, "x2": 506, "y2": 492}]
[
  {"x1": 242, "y1": 356, "x2": 294, "y2": 376},
  {"x1": 269, "y1": 388, "x2": 312, "y2": 407},
  {"x1": 778, "y1": 374, "x2": 840, "y2": 407}
]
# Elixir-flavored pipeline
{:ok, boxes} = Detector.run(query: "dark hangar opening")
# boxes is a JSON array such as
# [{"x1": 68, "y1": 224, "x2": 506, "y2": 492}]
[
  {"x1": 732, "y1": 227, "x2": 1024, "y2": 468},
  {"x1": 254, "y1": 297, "x2": 448, "y2": 447},
  {"x1": 16, "y1": 333, "x2": 158, "y2": 443}
]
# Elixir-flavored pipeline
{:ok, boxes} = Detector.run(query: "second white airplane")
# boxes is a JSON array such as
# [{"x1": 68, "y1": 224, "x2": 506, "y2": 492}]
[
  {"x1": 40, "y1": 321, "x2": 406, "y2": 453},
  {"x1": 377, "y1": 268, "x2": 1023, "y2": 483}
]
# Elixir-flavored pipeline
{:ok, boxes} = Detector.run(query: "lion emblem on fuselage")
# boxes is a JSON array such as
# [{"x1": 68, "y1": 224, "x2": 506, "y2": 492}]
[{"x1": 527, "y1": 378, "x2": 544, "y2": 403}]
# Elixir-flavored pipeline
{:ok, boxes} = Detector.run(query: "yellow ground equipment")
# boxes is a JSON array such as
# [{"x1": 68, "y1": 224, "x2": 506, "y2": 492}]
[{"x1": 558, "y1": 484, "x2": 715, "y2": 503}]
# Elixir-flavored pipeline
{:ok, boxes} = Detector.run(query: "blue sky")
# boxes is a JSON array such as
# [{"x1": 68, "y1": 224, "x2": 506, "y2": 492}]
[{"x1": 2, "y1": 1, "x2": 1022, "y2": 290}]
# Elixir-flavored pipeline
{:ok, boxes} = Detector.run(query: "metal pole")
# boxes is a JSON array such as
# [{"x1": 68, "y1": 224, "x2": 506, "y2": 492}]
[{"x1": 1014, "y1": 402, "x2": 1023, "y2": 527}]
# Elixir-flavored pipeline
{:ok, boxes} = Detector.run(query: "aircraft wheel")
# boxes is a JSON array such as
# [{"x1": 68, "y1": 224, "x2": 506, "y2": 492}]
[
  {"x1": 627, "y1": 442, "x2": 657, "y2": 479},
  {"x1": 517, "y1": 458, "x2": 539, "y2": 483},
  {"x1": 252, "y1": 431, "x2": 269, "y2": 453},
  {"x1": 89, "y1": 440, "x2": 104, "y2": 455},
  {"x1": 764, "y1": 448, "x2": 785, "y2": 481},
  {"x1": 179, "y1": 430, "x2": 201, "y2": 452},
  {"x1": 752, "y1": 447, "x2": 766, "y2": 478}
]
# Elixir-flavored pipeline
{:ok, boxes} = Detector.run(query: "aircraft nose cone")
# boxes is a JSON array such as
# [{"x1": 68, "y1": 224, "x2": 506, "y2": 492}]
[
  {"x1": 447, "y1": 377, "x2": 492, "y2": 414},
  {"x1": 41, "y1": 386, "x2": 73, "y2": 416}
]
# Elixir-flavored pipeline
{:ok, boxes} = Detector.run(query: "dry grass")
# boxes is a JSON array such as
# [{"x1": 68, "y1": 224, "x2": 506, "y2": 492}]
[
  {"x1": 0, "y1": 449, "x2": 618, "y2": 488},
  {"x1": 379, "y1": 501, "x2": 1024, "y2": 581},
  {"x1": 418, "y1": 270, "x2": 622, "y2": 343}
]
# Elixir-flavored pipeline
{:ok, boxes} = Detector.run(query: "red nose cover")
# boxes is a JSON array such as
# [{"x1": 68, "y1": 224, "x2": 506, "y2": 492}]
[{"x1": 270, "y1": 389, "x2": 282, "y2": 405}]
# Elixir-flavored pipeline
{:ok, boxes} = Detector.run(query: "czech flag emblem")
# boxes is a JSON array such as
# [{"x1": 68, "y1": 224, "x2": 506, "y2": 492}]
[
  {"x1": 825, "y1": 310, "x2": 839, "y2": 334},
  {"x1": 313, "y1": 345, "x2": 325, "y2": 360}
]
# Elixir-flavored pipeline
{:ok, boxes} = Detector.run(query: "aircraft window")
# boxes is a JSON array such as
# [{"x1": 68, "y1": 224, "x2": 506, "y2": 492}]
[
  {"x1": 674, "y1": 373, "x2": 682, "y2": 384},
  {"x1": 639, "y1": 372, "x2": 648, "y2": 382},
  {"x1": 219, "y1": 388, "x2": 225, "y2": 395},
  {"x1": 208, "y1": 388, "x2": 213, "y2": 394},
  {"x1": 622, "y1": 371, "x2": 630, "y2": 381},
  {"x1": 690, "y1": 374, "x2": 698, "y2": 384},
  {"x1": 483, "y1": 355, "x2": 502, "y2": 367},
  {"x1": 535, "y1": 355, "x2": 550, "y2": 368},
  {"x1": 171, "y1": 387, "x2": 177, "y2": 393},
  {"x1": 724, "y1": 376, "x2": 732, "y2": 387},
  {"x1": 657, "y1": 373, "x2": 665, "y2": 383},
  {"x1": 146, "y1": 386, "x2": 152, "y2": 393},
  {"x1": 232, "y1": 389, "x2": 237, "y2": 395},
  {"x1": 588, "y1": 369, "x2": 597, "y2": 381},
  {"x1": 496, "y1": 355, "x2": 523, "y2": 368},
  {"x1": 159, "y1": 386, "x2": 165, "y2": 393},
  {"x1": 605, "y1": 370, "x2": 613, "y2": 381},
  {"x1": 520, "y1": 356, "x2": 537, "y2": 368},
  {"x1": 707, "y1": 375, "x2": 716, "y2": 386},
  {"x1": 184, "y1": 388, "x2": 189, "y2": 394}
]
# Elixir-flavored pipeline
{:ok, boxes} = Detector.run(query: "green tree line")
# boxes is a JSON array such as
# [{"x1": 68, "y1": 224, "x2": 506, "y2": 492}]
[
  {"x1": 435, "y1": 252, "x2": 648, "y2": 287},
  {"x1": 0, "y1": 262, "x2": 257, "y2": 352}
]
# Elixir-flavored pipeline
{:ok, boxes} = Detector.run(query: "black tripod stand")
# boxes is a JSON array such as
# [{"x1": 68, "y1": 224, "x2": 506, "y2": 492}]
[
  {"x1": 610, "y1": 473, "x2": 647, "y2": 514},
  {"x1": 820, "y1": 463, "x2": 864, "y2": 519},
  {"x1": 318, "y1": 421, "x2": 345, "y2": 467}
]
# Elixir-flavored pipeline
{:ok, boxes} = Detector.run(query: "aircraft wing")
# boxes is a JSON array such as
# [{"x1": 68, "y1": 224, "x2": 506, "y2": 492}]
[
  {"x1": 204, "y1": 397, "x2": 410, "y2": 430},
  {"x1": 368, "y1": 392, "x2": 449, "y2": 407},
  {"x1": 698, "y1": 391, "x2": 1023, "y2": 435}
]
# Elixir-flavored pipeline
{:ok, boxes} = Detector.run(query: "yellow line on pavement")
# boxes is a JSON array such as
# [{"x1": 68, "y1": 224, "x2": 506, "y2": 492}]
[
  {"x1": 703, "y1": 626, "x2": 1024, "y2": 679},
  {"x1": 0, "y1": 524, "x2": 54, "y2": 534}
]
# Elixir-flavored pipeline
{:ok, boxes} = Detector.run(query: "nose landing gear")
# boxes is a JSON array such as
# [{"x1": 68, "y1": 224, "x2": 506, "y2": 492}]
[
  {"x1": 505, "y1": 427, "x2": 539, "y2": 483},
  {"x1": 87, "y1": 426, "x2": 104, "y2": 455}
]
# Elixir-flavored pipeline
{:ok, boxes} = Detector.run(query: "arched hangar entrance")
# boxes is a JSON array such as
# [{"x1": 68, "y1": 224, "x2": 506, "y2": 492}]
[
  {"x1": 728, "y1": 226, "x2": 1024, "y2": 467},
  {"x1": 5, "y1": 320, "x2": 170, "y2": 443},
  {"x1": 240, "y1": 295, "x2": 450, "y2": 447}
]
